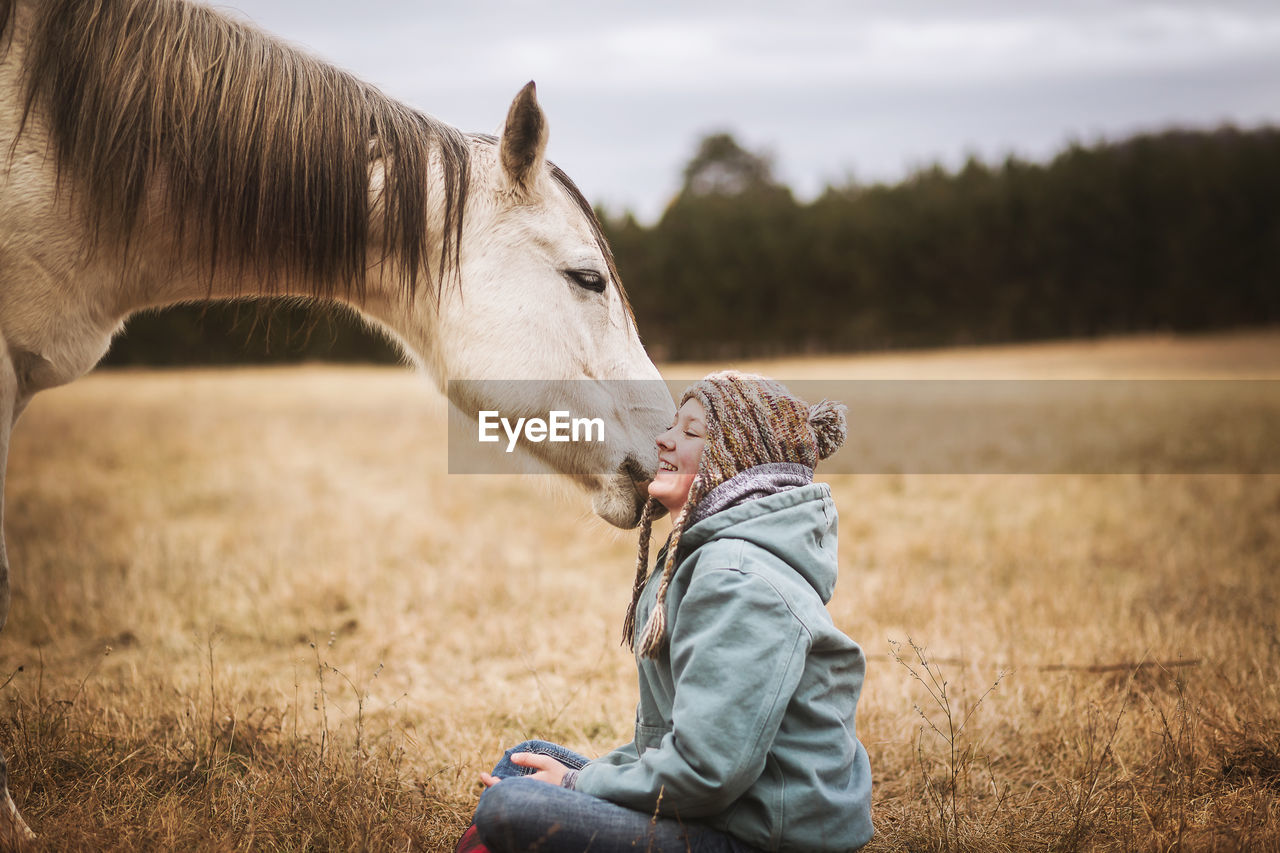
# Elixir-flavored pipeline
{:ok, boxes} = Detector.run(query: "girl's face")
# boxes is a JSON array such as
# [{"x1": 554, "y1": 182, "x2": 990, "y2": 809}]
[{"x1": 649, "y1": 397, "x2": 707, "y2": 516}]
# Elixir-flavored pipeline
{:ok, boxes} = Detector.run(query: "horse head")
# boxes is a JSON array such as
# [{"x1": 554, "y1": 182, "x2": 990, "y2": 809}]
[{"x1": 412, "y1": 84, "x2": 674, "y2": 529}]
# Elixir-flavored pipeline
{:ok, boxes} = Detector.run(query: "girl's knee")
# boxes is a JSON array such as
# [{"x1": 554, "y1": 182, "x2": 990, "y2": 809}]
[
  {"x1": 474, "y1": 778, "x2": 549, "y2": 847},
  {"x1": 490, "y1": 739, "x2": 562, "y2": 778},
  {"x1": 503, "y1": 738, "x2": 556, "y2": 758}
]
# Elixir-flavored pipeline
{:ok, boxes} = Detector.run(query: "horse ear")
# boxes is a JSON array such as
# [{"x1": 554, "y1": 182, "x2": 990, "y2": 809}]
[{"x1": 499, "y1": 81, "x2": 549, "y2": 198}]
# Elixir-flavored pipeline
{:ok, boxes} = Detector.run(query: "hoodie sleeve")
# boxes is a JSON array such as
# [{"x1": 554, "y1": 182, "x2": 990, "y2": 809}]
[
  {"x1": 575, "y1": 562, "x2": 811, "y2": 817},
  {"x1": 589, "y1": 738, "x2": 640, "y2": 768}
]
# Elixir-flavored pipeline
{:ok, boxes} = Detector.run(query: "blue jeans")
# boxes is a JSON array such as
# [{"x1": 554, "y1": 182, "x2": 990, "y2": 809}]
[{"x1": 472, "y1": 740, "x2": 760, "y2": 853}]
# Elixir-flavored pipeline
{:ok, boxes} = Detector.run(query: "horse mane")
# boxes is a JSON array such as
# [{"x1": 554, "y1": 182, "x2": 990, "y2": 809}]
[{"x1": 2, "y1": 0, "x2": 471, "y2": 302}]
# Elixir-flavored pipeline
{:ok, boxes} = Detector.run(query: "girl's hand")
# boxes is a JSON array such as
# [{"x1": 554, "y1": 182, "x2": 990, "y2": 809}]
[{"x1": 479, "y1": 752, "x2": 570, "y2": 788}]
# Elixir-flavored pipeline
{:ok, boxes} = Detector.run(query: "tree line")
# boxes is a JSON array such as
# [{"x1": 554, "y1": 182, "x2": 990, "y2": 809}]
[{"x1": 103, "y1": 125, "x2": 1280, "y2": 365}]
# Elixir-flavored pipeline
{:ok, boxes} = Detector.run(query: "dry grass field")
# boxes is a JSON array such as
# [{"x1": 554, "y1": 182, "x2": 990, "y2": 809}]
[{"x1": 2, "y1": 330, "x2": 1278, "y2": 851}]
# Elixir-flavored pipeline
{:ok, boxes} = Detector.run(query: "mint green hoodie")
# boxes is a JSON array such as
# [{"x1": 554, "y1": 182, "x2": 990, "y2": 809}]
[{"x1": 574, "y1": 482, "x2": 873, "y2": 852}]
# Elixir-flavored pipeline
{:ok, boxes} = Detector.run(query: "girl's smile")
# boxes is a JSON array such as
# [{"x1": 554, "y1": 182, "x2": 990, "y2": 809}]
[{"x1": 648, "y1": 398, "x2": 707, "y2": 515}]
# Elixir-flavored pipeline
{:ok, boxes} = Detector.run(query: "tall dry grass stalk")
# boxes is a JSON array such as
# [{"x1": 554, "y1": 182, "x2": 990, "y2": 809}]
[{"x1": 0, "y1": 331, "x2": 1277, "y2": 850}]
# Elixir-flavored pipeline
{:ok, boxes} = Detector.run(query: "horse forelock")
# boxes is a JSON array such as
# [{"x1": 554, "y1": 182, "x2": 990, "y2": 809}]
[{"x1": 6, "y1": 0, "x2": 469, "y2": 303}]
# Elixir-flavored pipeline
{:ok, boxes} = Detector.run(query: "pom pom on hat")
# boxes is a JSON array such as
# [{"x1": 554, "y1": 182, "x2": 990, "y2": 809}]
[{"x1": 808, "y1": 399, "x2": 847, "y2": 461}]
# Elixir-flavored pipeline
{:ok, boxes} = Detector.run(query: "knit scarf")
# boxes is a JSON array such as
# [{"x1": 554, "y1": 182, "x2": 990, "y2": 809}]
[{"x1": 687, "y1": 462, "x2": 813, "y2": 527}]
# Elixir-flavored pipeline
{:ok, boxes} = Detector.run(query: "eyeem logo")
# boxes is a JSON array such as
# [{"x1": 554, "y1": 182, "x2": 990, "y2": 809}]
[{"x1": 478, "y1": 410, "x2": 605, "y2": 453}]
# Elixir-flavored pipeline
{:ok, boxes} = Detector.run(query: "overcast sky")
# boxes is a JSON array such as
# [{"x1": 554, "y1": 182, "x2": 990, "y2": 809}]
[{"x1": 219, "y1": 1, "x2": 1280, "y2": 222}]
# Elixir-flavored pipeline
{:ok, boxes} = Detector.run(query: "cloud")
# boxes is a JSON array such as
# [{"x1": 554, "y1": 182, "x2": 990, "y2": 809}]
[{"x1": 218, "y1": 1, "x2": 1280, "y2": 219}]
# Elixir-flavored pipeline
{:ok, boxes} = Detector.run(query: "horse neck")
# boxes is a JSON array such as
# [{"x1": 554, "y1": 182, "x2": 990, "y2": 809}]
[{"x1": 112, "y1": 207, "x2": 448, "y2": 381}]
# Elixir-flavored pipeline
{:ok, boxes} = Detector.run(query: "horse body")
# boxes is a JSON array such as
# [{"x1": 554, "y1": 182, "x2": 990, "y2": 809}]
[{"x1": 0, "y1": 0, "x2": 674, "y2": 839}]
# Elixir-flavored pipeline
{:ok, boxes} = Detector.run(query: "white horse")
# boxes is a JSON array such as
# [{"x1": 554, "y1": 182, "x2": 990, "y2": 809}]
[{"x1": 0, "y1": 0, "x2": 674, "y2": 839}]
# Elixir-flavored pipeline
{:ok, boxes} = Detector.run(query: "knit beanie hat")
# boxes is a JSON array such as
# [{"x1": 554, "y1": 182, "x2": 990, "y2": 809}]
[{"x1": 624, "y1": 371, "x2": 847, "y2": 657}]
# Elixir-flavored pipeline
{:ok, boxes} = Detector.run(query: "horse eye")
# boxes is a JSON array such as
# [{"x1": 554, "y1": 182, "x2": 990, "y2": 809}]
[{"x1": 565, "y1": 269, "x2": 606, "y2": 293}]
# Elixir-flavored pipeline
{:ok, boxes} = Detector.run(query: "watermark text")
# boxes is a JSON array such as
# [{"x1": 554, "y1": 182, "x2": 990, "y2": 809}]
[{"x1": 478, "y1": 410, "x2": 605, "y2": 453}]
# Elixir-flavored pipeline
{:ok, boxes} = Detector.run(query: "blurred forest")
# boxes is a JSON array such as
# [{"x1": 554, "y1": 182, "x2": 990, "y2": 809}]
[{"x1": 102, "y1": 125, "x2": 1280, "y2": 365}]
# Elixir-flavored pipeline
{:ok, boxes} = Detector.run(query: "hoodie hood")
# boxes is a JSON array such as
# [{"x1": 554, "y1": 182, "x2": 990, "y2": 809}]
[{"x1": 678, "y1": 478, "x2": 839, "y2": 603}]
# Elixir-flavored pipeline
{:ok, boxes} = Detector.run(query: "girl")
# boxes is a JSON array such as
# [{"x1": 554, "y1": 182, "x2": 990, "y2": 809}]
[{"x1": 458, "y1": 372, "x2": 873, "y2": 852}]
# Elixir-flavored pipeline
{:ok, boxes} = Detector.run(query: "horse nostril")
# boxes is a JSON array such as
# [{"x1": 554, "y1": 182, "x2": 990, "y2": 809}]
[{"x1": 620, "y1": 453, "x2": 649, "y2": 488}]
